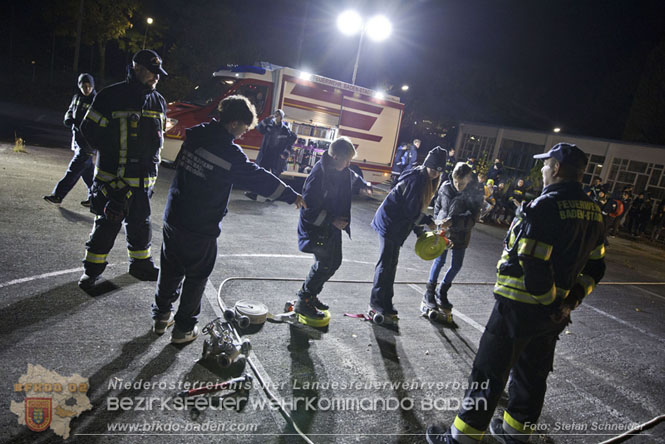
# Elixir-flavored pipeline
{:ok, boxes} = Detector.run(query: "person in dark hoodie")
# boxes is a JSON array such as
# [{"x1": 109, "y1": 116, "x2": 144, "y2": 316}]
[
  {"x1": 44, "y1": 73, "x2": 96, "y2": 206},
  {"x1": 152, "y1": 95, "x2": 305, "y2": 344},
  {"x1": 369, "y1": 146, "x2": 448, "y2": 323},
  {"x1": 422, "y1": 162, "x2": 483, "y2": 314},
  {"x1": 294, "y1": 136, "x2": 372, "y2": 318},
  {"x1": 245, "y1": 108, "x2": 297, "y2": 200}
]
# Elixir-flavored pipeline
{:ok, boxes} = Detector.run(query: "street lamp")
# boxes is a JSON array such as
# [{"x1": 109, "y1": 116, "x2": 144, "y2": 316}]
[
  {"x1": 337, "y1": 10, "x2": 392, "y2": 85},
  {"x1": 553, "y1": 127, "x2": 561, "y2": 133},
  {"x1": 142, "y1": 17, "x2": 154, "y2": 49},
  {"x1": 401, "y1": 84, "x2": 409, "y2": 91}
]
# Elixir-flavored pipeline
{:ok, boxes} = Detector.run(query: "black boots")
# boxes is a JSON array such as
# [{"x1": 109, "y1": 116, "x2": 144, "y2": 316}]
[
  {"x1": 436, "y1": 283, "x2": 453, "y2": 310},
  {"x1": 422, "y1": 282, "x2": 437, "y2": 309},
  {"x1": 129, "y1": 259, "x2": 159, "y2": 281},
  {"x1": 295, "y1": 295, "x2": 325, "y2": 319}
]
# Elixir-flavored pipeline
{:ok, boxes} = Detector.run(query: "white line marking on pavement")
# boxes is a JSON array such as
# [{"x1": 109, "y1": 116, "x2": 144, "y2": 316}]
[
  {"x1": 582, "y1": 303, "x2": 665, "y2": 344},
  {"x1": 629, "y1": 284, "x2": 665, "y2": 302},
  {"x1": 0, "y1": 267, "x2": 83, "y2": 289},
  {"x1": 219, "y1": 253, "x2": 425, "y2": 271},
  {"x1": 407, "y1": 284, "x2": 486, "y2": 333}
]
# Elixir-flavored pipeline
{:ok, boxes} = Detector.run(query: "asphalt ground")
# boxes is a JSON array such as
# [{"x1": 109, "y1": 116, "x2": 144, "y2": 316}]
[{"x1": 1, "y1": 143, "x2": 664, "y2": 444}]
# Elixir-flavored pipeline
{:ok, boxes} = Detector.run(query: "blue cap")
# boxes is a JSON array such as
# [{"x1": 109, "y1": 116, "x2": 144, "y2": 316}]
[
  {"x1": 133, "y1": 49, "x2": 168, "y2": 76},
  {"x1": 533, "y1": 143, "x2": 587, "y2": 169}
]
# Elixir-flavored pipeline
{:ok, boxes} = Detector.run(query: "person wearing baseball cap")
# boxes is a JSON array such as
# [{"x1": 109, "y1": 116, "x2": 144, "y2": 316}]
[
  {"x1": 427, "y1": 142, "x2": 606, "y2": 444},
  {"x1": 77, "y1": 49, "x2": 168, "y2": 290},
  {"x1": 131, "y1": 49, "x2": 167, "y2": 91},
  {"x1": 533, "y1": 142, "x2": 588, "y2": 178},
  {"x1": 369, "y1": 145, "x2": 447, "y2": 324}
]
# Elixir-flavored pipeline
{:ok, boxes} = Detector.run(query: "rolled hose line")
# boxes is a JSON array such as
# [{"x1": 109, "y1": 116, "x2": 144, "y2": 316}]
[{"x1": 217, "y1": 277, "x2": 665, "y2": 443}]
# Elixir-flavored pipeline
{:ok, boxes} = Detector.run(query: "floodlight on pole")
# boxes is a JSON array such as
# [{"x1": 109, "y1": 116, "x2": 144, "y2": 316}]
[
  {"x1": 337, "y1": 10, "x2": 362, "y2": 35},
  {"x1": 337, "y1": 10, "x2": 392, "y2": 85},
  {"x1": 143, "y1": 17, "x2": 154, "y2": 49},
  {"x1": 366, "y1": 15, "x2": 392, "y2": 41}
]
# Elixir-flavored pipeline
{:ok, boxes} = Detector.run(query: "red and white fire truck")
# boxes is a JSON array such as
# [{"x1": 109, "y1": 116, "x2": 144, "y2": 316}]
[{"x1": 162, "y1": 63, "x2": 404, "y2": 183}]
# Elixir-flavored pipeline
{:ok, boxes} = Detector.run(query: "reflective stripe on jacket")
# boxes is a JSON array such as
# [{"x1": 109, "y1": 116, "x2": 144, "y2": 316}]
[
  {"x1": 494, "y1": 181, "x2": 606, "y2": 306},
  {"x1": 81, "y1": 74, "x2": 166, "y2": 183}
]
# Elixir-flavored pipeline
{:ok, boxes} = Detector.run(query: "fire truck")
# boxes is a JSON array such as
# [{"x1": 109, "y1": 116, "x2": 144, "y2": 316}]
[{"x1": 162, "y1": 63, "x2": 404, "y2": 183}]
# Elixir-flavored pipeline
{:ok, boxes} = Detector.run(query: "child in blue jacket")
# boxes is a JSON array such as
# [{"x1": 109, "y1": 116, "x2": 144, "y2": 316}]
[
  {"x1": 369, "y1": 146, "x2": 448, "y2": 319},
  {"x1": 152, "y1": 95, "x2": 305, "y2": 344},
  {"x1": 295, "y1": 137, "x2": 371, "y2": 318}
]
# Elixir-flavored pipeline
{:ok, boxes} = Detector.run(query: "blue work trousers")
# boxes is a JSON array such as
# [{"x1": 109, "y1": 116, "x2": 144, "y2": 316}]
[
  {"x1": 369, "y1": 235, "x2": 401, "y2": 313},
  {"x1": 153, "y1": 222, "x2": 218, "y2": 331},
  {"x1": 301, "y1": 229, "x2": 343, "y2": 297},
  {"x1": 52, "y1": 148, "x2": 94, "y2": 199}
]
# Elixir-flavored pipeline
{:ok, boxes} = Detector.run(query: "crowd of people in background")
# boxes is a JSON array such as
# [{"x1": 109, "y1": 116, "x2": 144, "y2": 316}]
[
  {"x1": 584, "y1": 178, "x2": 665, "y2": 243},
  {"x1": 391, "y1": 142, "x2": 665, "y2": 246}
]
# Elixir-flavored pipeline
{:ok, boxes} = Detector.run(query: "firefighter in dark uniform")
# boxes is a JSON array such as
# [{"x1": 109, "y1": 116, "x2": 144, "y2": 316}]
[
  {"x1": 427, "y1": 143, "x2": 606, "y2": 444},
  {"x1": 245, "y1": 109, "x2": 296, "y2": 200},
  {"x1": 44, "y1": 73, "x2": 96, "y2": 206},
  {"x1": 152, "y1": 95, "x2": 305, "y2": 343},
  {"x1": 78, "y1": 49, "x2": 168, "y2": 289}
]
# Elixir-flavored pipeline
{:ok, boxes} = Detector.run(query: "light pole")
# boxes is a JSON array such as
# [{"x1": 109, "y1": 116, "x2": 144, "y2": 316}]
[
  {"x1": 142, "y1": 17, "x2": 153, "y2": 50},
  {"x1": 337, "y1": 11, "x2": 392, "y2": 85}
]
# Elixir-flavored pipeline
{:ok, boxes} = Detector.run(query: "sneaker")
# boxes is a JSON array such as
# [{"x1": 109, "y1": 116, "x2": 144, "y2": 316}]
[
  {"x1": 78, "y1": 273, "x2": 100, "y2": 291},
  {"x1": 244, "y1": 192, "x2": 257, "y2": 201},
  {"x1": 129, "y1": 262, "x2": 159, "y2": 281},
  {"x1": 311, "y1": 295, "x2": 329, "y2": 310},
  {"x1": 171, "y1": 325, "x2": 199, "y2": 344},
  {"x1": 294, "y1": 296, "x2": 325, "y2": 319},
  {"x1": 426, "y1": 425, "x2": 457, "y2": 443},
  {"x1": 153, "y1": 312, "x2": 175, "y2": 334},
  {"x1": 490, "y1": 417, "x2": 523, "y2": 444},
  {"x1": 80, "y1": 198, "x2": 91, "y2": 207},
  {"x1": 43, "y1": 195, "x2": 63, "y2": 205}
]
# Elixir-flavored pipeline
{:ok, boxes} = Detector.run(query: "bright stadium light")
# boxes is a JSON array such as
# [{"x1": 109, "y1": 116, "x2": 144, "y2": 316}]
[
  {"x1": 337, "y1": 11, "x2": 393, "y2": 85},
  {"x1": 337, "y1": 10, "x2": 362, "y2": 35},
  {"x1": 366, "y1": 15, "x2": 392, "y2": 41}
]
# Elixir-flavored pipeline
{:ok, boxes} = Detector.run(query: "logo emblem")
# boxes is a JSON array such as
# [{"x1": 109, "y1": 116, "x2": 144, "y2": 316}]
[{"x1": 25, "y1": 398, "x2": 52, "y2": 432}]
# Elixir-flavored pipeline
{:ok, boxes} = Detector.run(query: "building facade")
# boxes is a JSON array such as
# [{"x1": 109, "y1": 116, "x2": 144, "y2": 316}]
[{"x1": 454, "y1": 122, "x2": 665, "y2": 202}]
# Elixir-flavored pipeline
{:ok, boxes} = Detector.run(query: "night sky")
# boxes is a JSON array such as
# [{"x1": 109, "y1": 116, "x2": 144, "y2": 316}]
[
  {"x1": 240, "y1": 0, "x2": 665, "y2": 141},
  {"x1": 2, "y1": 0, "x2": 665, "y2": 143}
]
